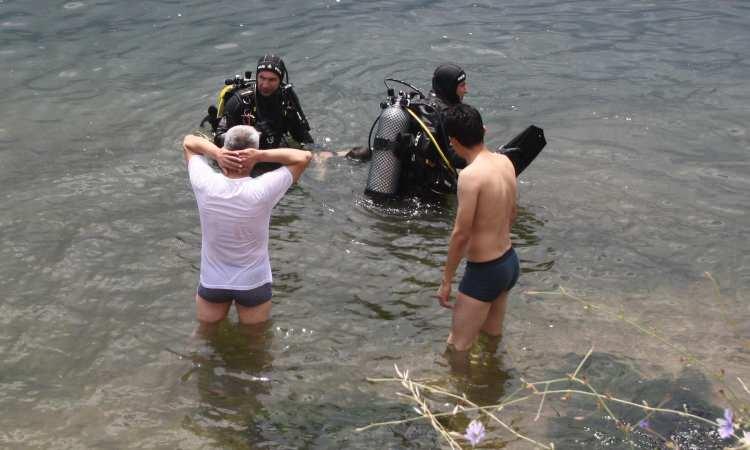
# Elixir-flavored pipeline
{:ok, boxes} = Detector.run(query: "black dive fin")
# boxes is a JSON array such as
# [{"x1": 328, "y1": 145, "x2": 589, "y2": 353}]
[
  {"x1": 498, "y1": 125, "x2": 546, "y2": 176},
  {"x1": 200, "y1": 105, "x2": 219, "y2": 131}
]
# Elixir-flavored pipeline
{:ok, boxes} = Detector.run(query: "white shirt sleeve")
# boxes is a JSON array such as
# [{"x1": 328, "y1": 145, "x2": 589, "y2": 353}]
[
  {"x1": 188, "y1": 155, "x2": 216, "y2": 192},
  {"x1": 256, "y1": 166, "x2": 294, "y2": 207}
]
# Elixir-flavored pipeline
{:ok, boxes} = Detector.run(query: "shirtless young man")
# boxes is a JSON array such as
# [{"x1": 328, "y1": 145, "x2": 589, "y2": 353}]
[{"x1": 436, "y1": 104, "x2": 519, "y2": 352}]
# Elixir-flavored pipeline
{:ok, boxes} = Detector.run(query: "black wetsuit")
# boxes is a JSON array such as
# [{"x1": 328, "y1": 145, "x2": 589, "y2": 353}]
[
  {"x1": 215, "y1": 85, "x2": 313, "y2": 149},
  {"x1": 392, "y1": 93, "x2": 467, "y2": 195},
  {"x1": 427, "y1": 93, "x2": 468, "y2": 170}
]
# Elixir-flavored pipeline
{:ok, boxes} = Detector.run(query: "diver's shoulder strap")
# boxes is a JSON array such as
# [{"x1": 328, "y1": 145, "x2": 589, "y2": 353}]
[
  {"x1": 428, "y1": 93, "x2": 449, "y2": 110},
  {"x1": 404, "y1": 106, "x2": 455, "y2": 176},
  {"x1": 410, "y1": 101, "x2": 439, "y2": 127},
  {"x1": 281, "y1": 84, "x2": 311, "y2": 131},
  {"x1": 280, "y1": 84, "x2": 313, "y2": 144}
]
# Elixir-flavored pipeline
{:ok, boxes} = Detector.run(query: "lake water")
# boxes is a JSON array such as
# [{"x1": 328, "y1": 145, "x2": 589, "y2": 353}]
[{"x1": 1, "y1": 0, "x2": 748, "y2": 448}]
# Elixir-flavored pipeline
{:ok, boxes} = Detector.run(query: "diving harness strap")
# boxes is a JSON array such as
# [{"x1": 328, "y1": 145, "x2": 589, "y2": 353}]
[{"x1": 404, "y1": 107, "x2": 456, "y2": 177}]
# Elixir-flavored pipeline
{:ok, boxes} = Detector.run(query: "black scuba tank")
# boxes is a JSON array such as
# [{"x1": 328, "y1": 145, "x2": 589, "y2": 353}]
[{"x1": 365, "y1": 104, "x2": 411, "y2": 197}]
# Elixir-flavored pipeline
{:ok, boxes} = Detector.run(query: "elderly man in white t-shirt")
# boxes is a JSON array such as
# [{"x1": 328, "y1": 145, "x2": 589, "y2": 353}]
[{"x1": 183, "y1": 126, "x2": 311, "y2": 327}]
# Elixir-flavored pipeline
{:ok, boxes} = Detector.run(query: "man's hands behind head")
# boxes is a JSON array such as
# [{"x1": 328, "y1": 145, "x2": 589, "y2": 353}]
[{"x1": 215, "y1": 148, "x2": 261, "y2": 175}]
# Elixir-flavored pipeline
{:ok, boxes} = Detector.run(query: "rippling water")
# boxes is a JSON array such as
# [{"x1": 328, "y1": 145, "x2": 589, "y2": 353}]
[{"x1": 1, "y1": 0, "x2": 748, "y2": 448}]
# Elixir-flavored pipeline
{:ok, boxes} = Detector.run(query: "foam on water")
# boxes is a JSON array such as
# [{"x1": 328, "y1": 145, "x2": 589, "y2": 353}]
[
  {"x1": 63, "y1": 2, "x2": 85, "y2": 10},
  {"x1": 213, "y1": 42, "x2": 239, "y2": 50}
]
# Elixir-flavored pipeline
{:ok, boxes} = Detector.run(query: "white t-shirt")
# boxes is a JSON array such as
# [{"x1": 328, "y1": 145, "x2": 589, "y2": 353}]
[{"x1": 188, "y1": 155, "x2": 293, "y2": 290}]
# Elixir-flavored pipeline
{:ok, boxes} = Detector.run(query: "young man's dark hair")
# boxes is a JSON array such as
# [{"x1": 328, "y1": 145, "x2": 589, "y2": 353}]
[{"x1": 443, "y1": 103, "x2": 485, "y2": 148}]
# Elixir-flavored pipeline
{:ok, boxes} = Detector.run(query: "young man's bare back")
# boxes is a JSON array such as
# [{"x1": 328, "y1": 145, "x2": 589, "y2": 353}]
[
  {"x1": 460, "y1": 151, "x2": 517, "y2": 263},
  {"x1": 436, "y1": 104, "x2": 520, "y2": 352}
]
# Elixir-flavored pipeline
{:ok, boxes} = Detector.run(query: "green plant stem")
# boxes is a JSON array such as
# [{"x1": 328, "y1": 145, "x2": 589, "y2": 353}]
[
  {"x1": 363, "y1": 376, "x2": 553, "y2": 449},
  {"x1": 542, "y1": 387, "x2": 719, "y2": 428},
  {"x1": 360, "y1": 378, "x2": 722, "y2": 434}
]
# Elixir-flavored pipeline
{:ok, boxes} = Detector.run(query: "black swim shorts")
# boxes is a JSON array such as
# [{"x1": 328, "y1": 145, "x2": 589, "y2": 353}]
[
  {"x1": 458, "y1": 248, "x2": 520, "y2": 302},
  {"x1": 197, "y1": 283, "x2": 272, "y2": 307}
]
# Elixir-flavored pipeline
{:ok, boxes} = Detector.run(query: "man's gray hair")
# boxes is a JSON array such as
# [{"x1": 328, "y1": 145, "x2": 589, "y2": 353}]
[{"x1": 224, "y1": 125, "x2": 260, "y2": 151}]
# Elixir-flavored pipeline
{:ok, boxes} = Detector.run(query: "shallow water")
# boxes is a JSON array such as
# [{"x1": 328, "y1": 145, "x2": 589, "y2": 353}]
[{"x1": 1, "y1": 0, "x2": 748, "y2": 448}]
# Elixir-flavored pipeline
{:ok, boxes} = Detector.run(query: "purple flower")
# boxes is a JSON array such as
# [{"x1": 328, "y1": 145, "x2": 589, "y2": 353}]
[
  {"x1": 464, "y1": 419, "x2": 486, "y2": 447},
  {"x1": 716, "y1": 408, "x2": 734, "y2": 439},
  {"x1": 637, "y1": 419, "x2": 650, "y2": 430}
]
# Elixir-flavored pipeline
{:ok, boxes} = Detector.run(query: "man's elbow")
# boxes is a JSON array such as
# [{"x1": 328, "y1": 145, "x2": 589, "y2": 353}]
[
  {"x1": 182, "y1": 135, "x2": 194, "y2": 151},
  {"x1": 289, "y1": 151, "x2": 313, "y2": 183},
  {"x1": 451, "y1": 228, "x2": 471, "y2": 245},
  {"x1": 301, "y1": 150, "x2": 313, "y2": 167},
  {"x1": 182, "y1": 135, "x2": 197, "y2": 162},
  {"x1": 183, "y1": 134, "x2": 206, "y2": 153}
]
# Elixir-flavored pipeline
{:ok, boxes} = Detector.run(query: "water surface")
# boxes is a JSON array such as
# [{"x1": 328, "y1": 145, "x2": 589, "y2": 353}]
[{"x1": 1, "y1": 0, "x2": 748, "y2": 448}]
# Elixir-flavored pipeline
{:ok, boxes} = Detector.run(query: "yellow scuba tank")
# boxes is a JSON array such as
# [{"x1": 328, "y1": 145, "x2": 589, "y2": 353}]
[{"x1": 216, "y1": 84, "x2": 237, "y2": 118}]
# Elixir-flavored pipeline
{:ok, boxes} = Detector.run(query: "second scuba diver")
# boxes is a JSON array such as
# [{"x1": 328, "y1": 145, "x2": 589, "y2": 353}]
[
  {"x1": 364, "y1": 62, "x2": 546, "y2": 198},
  {"x1": 364, "y1": 63, "x2": 472, "y2": 197}
]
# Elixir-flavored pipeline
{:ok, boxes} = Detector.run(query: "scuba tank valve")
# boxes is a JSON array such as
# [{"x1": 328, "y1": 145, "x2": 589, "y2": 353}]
[{"x1": 225, "y1": 71, "x2": 254, "y2": 87}]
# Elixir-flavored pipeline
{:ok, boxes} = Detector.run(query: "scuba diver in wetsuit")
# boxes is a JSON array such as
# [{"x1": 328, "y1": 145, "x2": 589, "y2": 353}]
[
  {"x1": 202, "y1": 54, "x2": 313, "y2": 150},
  {"x1": 364, "y1": 63, "x2": 546, "y2": 198},
  {"x1": 364, "y1": 63, "x2": 471, "y2": 197}
]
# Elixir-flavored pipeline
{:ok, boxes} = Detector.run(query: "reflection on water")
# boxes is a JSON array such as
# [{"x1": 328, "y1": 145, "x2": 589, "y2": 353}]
[
  {"x1": 444, "y1": 333, "x2": 512, "y2": 407},
  {"x1": 514, "y1": 205, "x2": 555, "y2": 274},
  {"x1": 356, "y1": 191, "x2": 453, "y2": 220},
  {"x1": 357, "y1": 193, "x2": 549, "y2": 258},
  {"x1": 391, "y1": 335, "x2": 516, "y2": 449},
  {"x1": 182, "y1": 322, "x2": 274, "y2": 448},
  {"x1": 514, "y1": 206, "x2": 545, "y2": 248}
]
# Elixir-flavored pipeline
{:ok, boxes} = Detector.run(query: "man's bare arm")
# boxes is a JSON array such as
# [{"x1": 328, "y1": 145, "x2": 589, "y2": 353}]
[
  {"x1": 437, "y1": 174, "x2": 480, "y2": 307},
  {"x1": 253, "y1": 148, "x2": 313, "y2": 183},
  {"x1": 245, "y1": 148, "x2": 312, "y2": 183},
  {"x1": 443, "y1": 175, "x2": 480, "y2": 284},
  {"x1": 182, "y1": 135, "x2": 242, "y2": 171}
]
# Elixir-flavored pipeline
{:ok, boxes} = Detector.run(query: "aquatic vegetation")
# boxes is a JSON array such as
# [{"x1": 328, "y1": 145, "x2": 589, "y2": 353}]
[
  {"x1": 718, "y1": 409, "x2": 736, "y2": 439},
  {"x1": 357, "y1": 273, "x2": 749, "y2": 449},
  {"x1": 464, "y1": 419, "x2": 486, "y2": 447},
  {"x1": 733, "y1": 431, "x2": 750, "y2": 449}
]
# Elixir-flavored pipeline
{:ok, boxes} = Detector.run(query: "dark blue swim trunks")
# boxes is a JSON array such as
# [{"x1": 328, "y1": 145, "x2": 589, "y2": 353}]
[
  {"x1": 458, "y1": 248, "x2": 520, "y2": 302},
  {"x1": 197, "y1": 283, "x2": 272, "y2": 307}
]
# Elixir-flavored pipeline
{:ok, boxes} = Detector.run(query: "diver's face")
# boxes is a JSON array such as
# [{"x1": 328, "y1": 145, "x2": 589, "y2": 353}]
[
  {"x1": 257, "y1": 71, "x2": 281, "y2": 97},
  {"x1": 456, "y1": 81, "x2": 468, "y2": 101}
]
